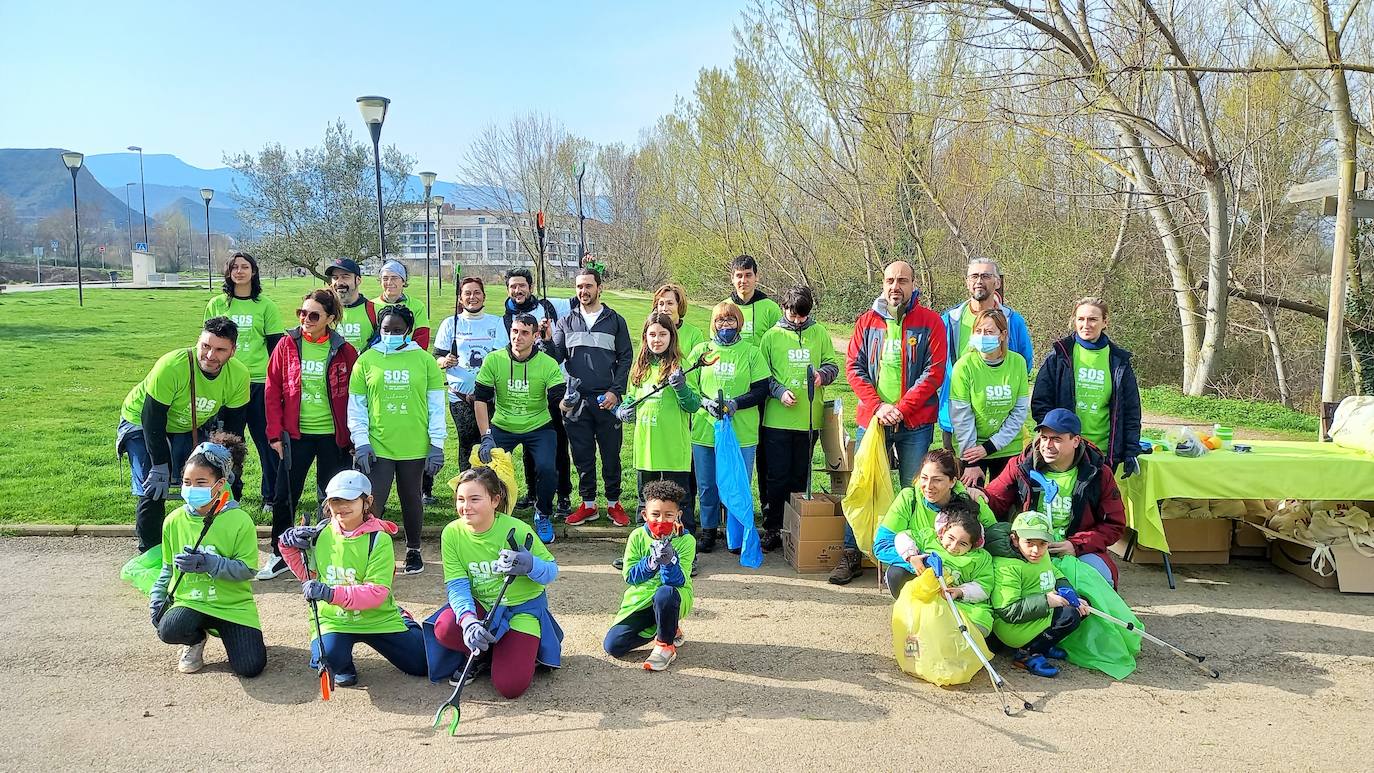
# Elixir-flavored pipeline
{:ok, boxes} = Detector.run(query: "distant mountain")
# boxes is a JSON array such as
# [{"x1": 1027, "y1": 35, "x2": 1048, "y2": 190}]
[
  {"x1": 84, "y1": 153, "x2": 245, "y2": 193},
  {"x1": 155, "y1": 197, "x2": 248, "y2": 238},
  {"x1": 0, "y1": 148, "x2": 141, "y2": 225}
]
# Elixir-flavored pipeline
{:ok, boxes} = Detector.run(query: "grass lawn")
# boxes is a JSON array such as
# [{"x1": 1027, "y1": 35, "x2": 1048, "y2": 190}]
[{"x1": 0, "y1": 279, "x2": 857, "y2": 525}]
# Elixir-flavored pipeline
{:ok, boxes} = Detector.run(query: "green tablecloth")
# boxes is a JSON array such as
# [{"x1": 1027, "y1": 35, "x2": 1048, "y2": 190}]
[{"x1": 1119, "y1": 441, "x2": 1374, "y2": 552}]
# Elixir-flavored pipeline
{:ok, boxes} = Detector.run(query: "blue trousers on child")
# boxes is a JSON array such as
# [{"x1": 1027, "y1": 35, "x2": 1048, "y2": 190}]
[
  {"x1": 603, "y1": 586, "x2": 681, "y2": 656},
  {"x1": 309, "y1": 625, "x2": 428, "y2": 679}
]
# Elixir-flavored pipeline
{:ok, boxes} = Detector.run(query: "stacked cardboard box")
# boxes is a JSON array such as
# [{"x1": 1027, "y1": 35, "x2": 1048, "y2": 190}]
[
  {"x1": 781, "y1": 492, "x2": 847, "y2": 573},
  {"x1": 1111, "y1": 519, "x2": 1232, "y2": 565}
]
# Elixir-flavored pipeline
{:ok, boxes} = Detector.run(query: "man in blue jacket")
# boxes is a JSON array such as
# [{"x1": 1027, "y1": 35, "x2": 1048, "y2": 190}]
[{"x1": 938, "y1": 258, "x2": 1033, "y2": 448}]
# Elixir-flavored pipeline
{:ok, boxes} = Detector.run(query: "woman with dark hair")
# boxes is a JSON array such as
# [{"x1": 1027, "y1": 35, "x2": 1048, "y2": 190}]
[
  {"x1": 871, "y1": 448, "x2": 998, "y2": 578},
  {"x1": 205, "y1": 251, "x2": 285, "y2": 509},
  {"x1": 259, "y1": 288, "x2": 359, "y2": 580}
]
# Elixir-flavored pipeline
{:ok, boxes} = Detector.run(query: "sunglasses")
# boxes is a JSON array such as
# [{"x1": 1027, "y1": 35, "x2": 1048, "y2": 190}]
[{"x1": 295, "y1": 308, "x2": 323, "y2": 323}]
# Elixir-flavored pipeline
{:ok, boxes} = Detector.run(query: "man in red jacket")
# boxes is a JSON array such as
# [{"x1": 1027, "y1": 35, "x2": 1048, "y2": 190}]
[
  {"x1": 975, "y1": 408, "x2": 1126, "y2": 587},
  {"x1": 832, "y1": 260, "x2": 947, "y2": 585}
]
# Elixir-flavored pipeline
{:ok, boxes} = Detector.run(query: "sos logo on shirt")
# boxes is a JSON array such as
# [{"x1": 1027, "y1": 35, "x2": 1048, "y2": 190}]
[
  {"x1": 985, "y1": 384, "x2": 1013, "y2": 400},
  {"x1": 1077, "y1": 367, "x2": 1107, "y2": 385},
  {"x1": 714, "y1": 361, "x2": 737, "y2": 377},
  {"x1": 302, "y1": 360, "x2": 325, "y2": 376},
  {"x1": 1038, "y1": 570, "x2": 1055, "y2": 591},
  {"x1": 787, "y1": 348, "x2": 810, "y2": 363},
  {"x1": 383, "y1": 370, "x2": 411, "y2": 385},
  {"x1": 339, "y1": 322, "x2": 363, "y2": 339},
  {"x1": 507, "y1": 379, "x2": 529, "y2": 393},
  {"x1": 230, "y1": 314, "x2": 254, "y2": 329}
]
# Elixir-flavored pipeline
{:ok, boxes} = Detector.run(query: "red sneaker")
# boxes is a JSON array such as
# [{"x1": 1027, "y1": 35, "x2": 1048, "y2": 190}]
[
  {"x1": 606, "y1": 502, "x2": 631, "y2": 527},
  {"x1": 566, "y1": 503, "x2": 600, "y2": 525}
]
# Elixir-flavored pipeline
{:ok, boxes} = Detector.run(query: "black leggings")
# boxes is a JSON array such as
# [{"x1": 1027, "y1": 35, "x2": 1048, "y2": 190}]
[
  {"x1": 270, "y1": 433, "x2": 347, "y2": 556},
  {"x1": 235, "y1": 382, "x2": 278, "y2": 503},
  {"x1": 370, "y1": 457, "x2": 425, "y2": 550},
  {"x1": 423, "y1": 398, "x2": 481, "y2": 497},
  {"x1": 761, "y1": 426, "x2": 815, "y2": 531},
  {"x1": 157, "y1": 605, "x2": 266, "y2": 677}
]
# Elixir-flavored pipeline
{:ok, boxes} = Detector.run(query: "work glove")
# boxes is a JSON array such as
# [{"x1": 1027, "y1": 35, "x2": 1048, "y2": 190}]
[
  {"x1": 652, "y1": 539, "x2": 679, "y2": 566},
  {"x1": 494, "y1": 546, "x2": 535, "y2": 577},
  {"x1": 143, "y1": 463, "x2": 171, "y2": 501},
  {"x1": 1058, "y1": 586, "x2": 1082, "y2": 609},
  {"x1": 561, "y1": 376, "x2": 583, "y2": 409},
  {"x1": 149, "y1": 597, "x2": 166, "y2": 628},
  {"x1": 478, "y1": 432, "x2": 496, "y2": 464},
  {"x1": 424, "y1": 445, "x2": 445, "y2": 477},
  {"x1": 667, "y1": 368, "x2": 686, "y2": 389},
  {"x1": 353, "y1": 443, "x2": 376, "y2": 475},
  {"x1": 614, "y1": 403, "x2": 636, "y2": 424},
  {"x1": 1120, "y1": 456, "x2": 1140, "y2": 479},
  {"x1": 173, "y1": 549, "x2": 224, "y2": 576},
  {"x1": 922, "y1": 552, "x2": 944, "y2": 578},
  {"x1": 302, "y1": 580, "x2": 335, "y2": 604},
  {"x1": 280, "y1": 522, "x2": 328, "y2": 551},
  {"x1": 702, "y1": 395, "x2": 738, "y2": 420},
  {"x1": 461, "y1": 616, "x2": 498, "y2": 654}
]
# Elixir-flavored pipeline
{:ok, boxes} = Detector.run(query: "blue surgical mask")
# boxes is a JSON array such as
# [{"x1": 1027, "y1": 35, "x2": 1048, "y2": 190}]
[
  {"x1": 716, "y1": 328, "x2": 739, "y2": 345},
  {"x1": 380, "y1": 333, "x2": 409, "y2": 352},
  {"x1": 970, "y1": 334, "x2": 1001, "y2": 354},
  {"x1": 184, "y1": 486, "x2": 215, "y2": 509}
]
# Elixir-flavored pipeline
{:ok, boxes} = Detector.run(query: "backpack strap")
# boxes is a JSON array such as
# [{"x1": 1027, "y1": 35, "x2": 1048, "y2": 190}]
[
  {"x1": 365, "y1": 299, "x2": 379, "y2": 332},
  {"x1": 368, "y1": 531, "x2": 379, "y2": 557}
]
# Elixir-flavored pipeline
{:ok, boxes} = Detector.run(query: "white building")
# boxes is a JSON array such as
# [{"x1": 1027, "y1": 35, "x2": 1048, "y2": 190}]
[{"x1": 395, "y1": 205, "x2": 599, "y2": 281}]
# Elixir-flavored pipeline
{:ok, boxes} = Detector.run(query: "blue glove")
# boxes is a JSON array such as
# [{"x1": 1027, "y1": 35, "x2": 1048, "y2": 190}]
[
  {"x1": 173, "y1": 549, "x2": 224, "y2": 575},
  {"x1": 614, "y1": 403, "x2": 636, "y2": 423},
  {"x1": 280, "y1": 522, "x2": 327, "y2": 550},
  {"x1": 143, "y1": 463, "x2": 171, "y2": 501},
  {"x1": 353, "y1": 443, "x2": 375, "y2": 475},
  {"x1": 424, "y1": 444, "x2": 445, "y2": 477},
  {"x1": 667, "y1": 367, "x2": 686, "y2": 389},
  {"x1": 302, "y1": 580, "x2": 335, "y2": 603},
  {"x1": 494, "y1": 546, "x2": 534, "y2": 576},
  {"x1": 923, "y1": 552, "x2": 944, "y2": 578},
  {"x1": 1058, "y1": 586, "x2": 1082, "y2": 608},
  {"x1": 478, "y1": 432, "x2": 496, "y2": 464},
  {"x1": 1121, "y1": 457, "x2": 1140, "y2": 478},
  {"x1": 461, "y1": 616, "x2": 498, "y2": 654}
]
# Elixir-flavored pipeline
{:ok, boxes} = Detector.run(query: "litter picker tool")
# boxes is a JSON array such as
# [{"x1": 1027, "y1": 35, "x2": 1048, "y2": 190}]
[
  {"x1": 434, "y1": 529, "x2": 532, "y2": 736},
  {"x1": 626, "y1": 351, "x2": 720, "y2": 408},
  {"x1": 805, "y1": 364, "x2": 816, "y2": 499},
  {"x1": 304, "y1": 503, "x2": 334, "y2": 700},
  {"x1": 153, "y1": 490, "x2": 231, "y2": 626},
  {"x1": 936, "y1": 573, "x2": 1035, "y2": 716},
  {"x1": 1086, "y1": 607, "x2": 1219, "y2": 679},
  {"x1": 535, "y1": 210, "x2": 548, "y2": 300}
]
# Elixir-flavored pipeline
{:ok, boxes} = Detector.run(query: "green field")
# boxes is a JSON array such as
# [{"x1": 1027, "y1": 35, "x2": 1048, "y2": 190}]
[{"x1": 0, "y1": 279, "x2": 857, "y2": 525}]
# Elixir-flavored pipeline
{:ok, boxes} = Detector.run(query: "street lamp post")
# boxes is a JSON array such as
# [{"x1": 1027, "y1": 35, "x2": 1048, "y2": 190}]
[
  {"x1": 123, "y1": 183, "x2": 135, "y2": 253},
  {"x1": 419, "y1": 171, "x2": 436, "y2": 309},
  {"x1": 356, "y1": 96, "x2": 391, "y2": 263},
  {"x1": 432, "y1": 194, "x2": 445, "y2": 289},
  {"x1": 201, "y1": 188, "x2": 215, "y2": 289},
  {"x1": 128, "y1": 145, "x2": 149, "y2": 247},
  {"x1": 61, "y1": 151, "x2": 86, "y2": 306}
]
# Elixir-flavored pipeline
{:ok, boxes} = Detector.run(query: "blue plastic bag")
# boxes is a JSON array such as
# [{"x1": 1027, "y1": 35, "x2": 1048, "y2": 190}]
[{"x1": 714, "y1": 415, "x2": 762, "y2": 568}]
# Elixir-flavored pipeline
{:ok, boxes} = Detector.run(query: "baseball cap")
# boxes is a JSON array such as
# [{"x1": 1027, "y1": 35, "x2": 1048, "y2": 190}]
[
  {"x1": 325, "y1": 258, "x2": 363, "y2": 278},
  {"x1": 325, "y1": 470, "x2": 372, "y2": 500},
  {"x1": 380, "y1": 259, "x2": 408, "y2": 282},
  {"x1": 1010, "y1": 511, "x2": 1054, "y2": 542},
  {"x1": 1036, "y1": 407, "x2": 1082, "y2": 436}
]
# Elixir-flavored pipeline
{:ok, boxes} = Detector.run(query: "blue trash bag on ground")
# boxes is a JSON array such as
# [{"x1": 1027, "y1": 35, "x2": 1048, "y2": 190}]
[{"x1": 714, "y1": 414, "x2": 762, "y2": 569}]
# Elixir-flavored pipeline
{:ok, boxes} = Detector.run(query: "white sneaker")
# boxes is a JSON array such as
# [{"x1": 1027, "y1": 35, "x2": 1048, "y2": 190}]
[
  {"x1": 178, "y1": 641, "x2": 206, "y2": 673},
  {"x1": 255, "y1": 556, "x2": 288, "y2": 580},
  {"x1": 643, "y1": 642, "x2": 677, "y2": 672}
]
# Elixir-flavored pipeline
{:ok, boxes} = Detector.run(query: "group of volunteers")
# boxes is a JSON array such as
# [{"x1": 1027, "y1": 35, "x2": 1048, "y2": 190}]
[{"x1": 118, "y1": 247, "x2": 1142, "y2": 686}]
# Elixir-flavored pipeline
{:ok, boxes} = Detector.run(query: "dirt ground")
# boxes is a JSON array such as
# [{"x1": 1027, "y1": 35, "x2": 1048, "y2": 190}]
[{"x1": 2, "y1": 536, "x2": 1369, "y2": 771}]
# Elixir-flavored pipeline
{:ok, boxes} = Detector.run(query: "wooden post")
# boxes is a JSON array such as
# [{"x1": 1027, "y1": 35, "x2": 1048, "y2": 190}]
[{"x1": 1320, "y1": 158, "x2": 1356, "y2": 436}]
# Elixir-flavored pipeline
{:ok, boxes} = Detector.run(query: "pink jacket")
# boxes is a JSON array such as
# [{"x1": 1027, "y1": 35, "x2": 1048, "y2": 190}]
[{"x1": 281, "y1": 515, "x2": 399, "y2": 611}]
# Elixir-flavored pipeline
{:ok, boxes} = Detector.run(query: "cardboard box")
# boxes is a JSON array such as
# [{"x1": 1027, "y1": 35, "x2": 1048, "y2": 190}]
[
  {"x1": 1111, "y1": 518, "x2": 1232, "y2": 565},
  {"x1": 819, "y1": 399, "x2": 852, "y2": 471},
  {"x1": 783, "y1": 502, "x2": 846, "y2": 543},
  {"x1": 1269, "y1": 539, "x2": 1340, "y2": 589},
  {"x1": 789, "y1": 491, "x2": 840, "y2": 517},
  {"x1": 782, "y1": 528, "x2": 846, "y2": 573},
  {"x1": 1231, "y1": 514, "x2": 1269, "y2": 558},
  {"x1": 824, "y1": 470, "x2": 852, "y2": 495},
  {"x1": 1270, "y1": 538, "x2": 1374, "y2": 593}
]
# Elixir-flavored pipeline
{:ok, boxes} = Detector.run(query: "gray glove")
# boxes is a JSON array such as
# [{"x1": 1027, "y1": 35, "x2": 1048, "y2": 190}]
[
  {"x1": 149, "y1": 597, "x2": 166, "y2": 628},
  {"x1": 143, "y1": 463, "x2": 171, "y2": 501},
  {"x1": 280, "y1": 522, "x2": 328, "y2": 551},
  {"x1": 1121, "y1": 457, "x2": 1140, "y2": 478},
  {"x1": 173, "y1": 549, "x2": 224, "y2": 575},
  {"x1": 494, "y1": 547, "x2": 535, "y2": 577},
  {"x1": 702, "y1": 395, "x2": 737, "y2": 419},
  {"x1": 652, "y1": 539, "x2": 679, "y2": 566},
  {"x1": 461, "y1": 616, "x2": 498, "y2": 654},
  {"x1": 302, "y1": 580, "x2": 335, "y2": 603},
  {"x1": 478, "y1": 432, "x2": 496, "y2": 464},
  {"x1": 353, "y1": 443, "x2": 375, "y2": 475},
  {"x1": 667, "y1": 367, "x2": 686, "y2": 389},
  {"x1": 425, "y1": 444, "x2": 445, "y2": 477},
  {"x1": 614, "y1": 403, "x2": 636, "y2": 424},
  {"x1": 561, "y1": 376, "x2": 583, "y2": 409}
]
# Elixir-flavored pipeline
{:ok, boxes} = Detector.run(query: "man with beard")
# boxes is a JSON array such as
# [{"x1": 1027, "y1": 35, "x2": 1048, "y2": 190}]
[
  {"x1": 326, "y1": 258, "x2": 379, "y2": 353},
  {"x1": 550, "y1": 267, "x2": 634, "y2": 526}
]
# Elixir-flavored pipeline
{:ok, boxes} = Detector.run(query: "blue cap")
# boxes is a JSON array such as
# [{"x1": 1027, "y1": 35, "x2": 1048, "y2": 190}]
[
  {"x1": 325, "y1": 258, "x2": 362, "y2": 278},
  {"x1": 1036, "y1": 408, "x2": 1081, "y2": 436}
]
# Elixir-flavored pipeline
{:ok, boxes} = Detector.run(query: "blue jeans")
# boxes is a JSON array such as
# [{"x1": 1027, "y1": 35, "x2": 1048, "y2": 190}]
[
  {"x1": 309, "y1": 625, "x2": 428, "y2": 679},
  {"x1": 1078, "y1": 552, "x2": 1115, "y2": 587},
  {"x1": 603, "y1": 586, "x2": 681, "y2": 656},
  {"x1": 843, "y1": 422, "x2": 934, "y2": 550},
  {"x1": 491, "y1": 424, "x2": 556, "y2": 516},
  {"x1": 692, "y1": 443, "x2": 756, "y2": 531}
]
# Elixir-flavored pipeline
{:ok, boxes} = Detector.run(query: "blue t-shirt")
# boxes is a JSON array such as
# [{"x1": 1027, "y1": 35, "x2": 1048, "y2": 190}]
[{"x1": 434, "y1": 313, "x2": 509, "y2": 401}]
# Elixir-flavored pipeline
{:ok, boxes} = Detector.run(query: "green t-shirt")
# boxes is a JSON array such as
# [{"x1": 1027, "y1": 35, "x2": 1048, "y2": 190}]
[
  {"x1": 615, "y1": 525, "x2": 696, "y2": 635},
  {"x1": 441, "y1": 513, "x2": 556, "y2": 637},
  {"x1": 728, "y1": 295, "x2": 782, "y2": 348},
  {"x1": 958, "y1": 304, "x2": 977, "y2": 358},
  {"x1": 348, "y1": 347, "x2": 444, "y2": 460},
  {"x1": 475, "y1": 348, "x2": 564, "y2": 435},
  {"x1": 759, "y1": 323, "x2": 839, "y2": 431},
  {"x1": 990, "y1": 553, "x2": 1064, "y2": 647},
  {"x1": 677, "y1": 322, "x2": 706, "y2": 365},
  {"x1": 631, "y1": 362, "x2": 694, "y2": 472},
  {"x1": 160, "y1": 503, "x2": 261, "y2": 630},
  {"x1": 879, "y1": 486, "x2": 998, "y2": 539},
  {"x1": 876, "y1": 317, "x2": 904, "y2": 404},
  {"x1": 949, "y1": 350, "x2": 1029, "y2": 459},
  {"x1": 913, "y1": 526, "x2": 995, "y2": 633},
  {"x1": 204, "y1": 295, "x2": 284, "y2": 382},
  {"x1": 374, "y1": 293, "x2": 430, "y2": 336},
  {"x1": 298, "y1": 338, "x2": 334, "y2": 435},
  {"x1": 312, "y1": 527, "x2": 406, "y2": 635},
  {"x1": 337, "y1": 300, "x2": 374, "y2": 352},
  {"x1": 1038, "y1": 467, "x2": 1079, "y2": 541},
  {"x1": 1072, "y1": 344, "x2": 1113, "y2": 448},
  {"x1": 121, "y1": 349, "x2": 252, "y2": 434},
  {"x1": 686, "y1": 340, "x2": 770, "y2": 447}
]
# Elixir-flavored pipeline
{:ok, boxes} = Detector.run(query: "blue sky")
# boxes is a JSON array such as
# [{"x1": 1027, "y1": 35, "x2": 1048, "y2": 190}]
[{"x1": 1, "y1": 1, "x2": 744, "y2": 176}]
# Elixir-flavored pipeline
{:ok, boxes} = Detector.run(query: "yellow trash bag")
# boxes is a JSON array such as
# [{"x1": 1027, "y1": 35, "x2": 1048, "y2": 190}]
[
  {"x1": 842, "y1": 418, "x2": 895, "y2": 558},
  {"x1": 891, "y1": 568, "x2": 991, "y2": 686},
  {"x1": 447, "y1": 448, "x2": 518, "y2": 514}
]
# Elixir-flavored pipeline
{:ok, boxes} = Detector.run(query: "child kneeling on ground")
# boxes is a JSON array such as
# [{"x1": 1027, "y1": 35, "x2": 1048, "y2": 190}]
[
  {"x1": 430, "y1": 468, "x2": 564, "y2": 698},
  {"x1": 604, "y1": 480, "x2": 697, "y2": 671},
  {"x1": 277, "y1": 469, "x2": 427, "y2": 687},
  {"x1": 991, "y1": 511, "x2": 1091, "y2": 678},
  {"x1": 148, "y1": 435, "x2": 265, "y2": 677},
  {"x1": 884, "y1": 501, "x2": 995, "y2": 637}
]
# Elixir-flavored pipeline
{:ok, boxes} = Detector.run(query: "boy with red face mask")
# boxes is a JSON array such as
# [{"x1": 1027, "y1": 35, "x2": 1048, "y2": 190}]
[{"x1": 603, "y1": 480, "x2": 696, "y2": 671}]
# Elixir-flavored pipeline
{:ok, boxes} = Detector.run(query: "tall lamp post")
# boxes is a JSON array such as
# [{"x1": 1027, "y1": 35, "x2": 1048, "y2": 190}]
[
  {"x1": 123, "y1": 182, "x2": 135, "y2": 253},
  {"x1": 419, "y1": 171, "x2": 436, "y2": 308},
  {"x1": 356, "y1": 96, "x2": 391, "y2": 263},
  {"x1": 127, "y1": 145, "x2": 149, "y2": 248},
  {"x1": 432, "y1": 194, "x2": 445, "y2": 289},
  {"x1": 61, "y1": 151, "x2": 86, "y2": 306},
  {"x1": 201, "y1": 188, "x2": 215, "y2": 289}
]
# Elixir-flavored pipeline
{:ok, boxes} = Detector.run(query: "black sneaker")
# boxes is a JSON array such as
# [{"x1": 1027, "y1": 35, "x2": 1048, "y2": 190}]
[
  {"x1": 515, "y1": 495, "x2": 533, "y2": 510},
  {"x1": 555, "y1": 498, "x2": 572, "y2": 519},
  {"x1": 421, "y1": 494, "x2": 437, "y2": 506},
  {"x1": 697, "y1": 529, "x2": 717, "y2": 553},
  {"x1": 612, "y1": 557, "x2": 624, "y2": 570},
  {"x1": 404, "y1": 550, "x2": 424, "y2": 575},
  {"x1": 690, "y1": 562, "x2": 700, "y2": 577},
  {"x1": 760, "y1": 529, "x2": 782, "y2": 552},
  {"x1": 334, "y1": 672, "x2": 358, "y2": 688},
  {"x1": 449, "y1": 655, "x2": 490, "y2": 686}
]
